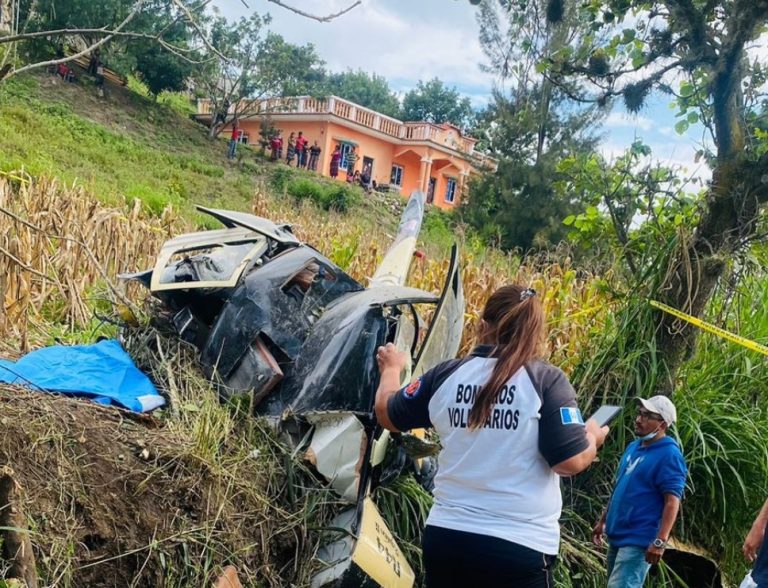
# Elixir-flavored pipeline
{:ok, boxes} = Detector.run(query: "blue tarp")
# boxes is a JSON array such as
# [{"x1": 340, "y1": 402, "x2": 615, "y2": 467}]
[{"x1": 0, "y1": 339, "x2": 165, "y2": 413}]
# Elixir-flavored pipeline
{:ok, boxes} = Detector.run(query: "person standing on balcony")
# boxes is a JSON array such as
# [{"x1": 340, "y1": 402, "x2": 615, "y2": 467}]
[
  {"x1": 308, "y1": 141, "x2": 322, "y2": 171},
  {"x1": 227, "y1": 121, "x2": 239, "y2": 160},
  {"x1": 286, "y1": 132, "x2": 296, "y2": 166},
  {"x1": 345, "y1": 146, "x2": 358, "y2": 180},
  {"x1": 329, "y1": 145, "x2": 341, "y2": 178}
]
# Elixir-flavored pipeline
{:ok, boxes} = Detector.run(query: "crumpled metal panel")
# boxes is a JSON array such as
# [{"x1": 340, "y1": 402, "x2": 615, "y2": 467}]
[
  {"x1": 305, "y1": 413, "x2": 367, "y2": 502},
  {"x1": 200, "y1": 247, "x2": 363, "y2": 385},
  {"x1": 196, "y1": 205, "x2": 300, "y2": 246}
]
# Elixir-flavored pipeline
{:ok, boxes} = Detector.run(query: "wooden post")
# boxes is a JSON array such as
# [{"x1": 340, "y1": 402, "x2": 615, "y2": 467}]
[{"x1": 0, "y1": 469, "x2": 38, "y2": 588}]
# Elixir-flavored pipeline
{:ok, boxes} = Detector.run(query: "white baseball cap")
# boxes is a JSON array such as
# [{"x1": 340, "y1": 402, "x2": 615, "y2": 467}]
[{"x1": 636, "y1": 395, "x2": 677, "y2": 426}]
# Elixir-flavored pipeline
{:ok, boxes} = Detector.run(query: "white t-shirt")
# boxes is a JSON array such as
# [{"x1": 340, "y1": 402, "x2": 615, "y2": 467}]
[{"x1": 388, "y1": 345, "x2": 589, "y2": 555}]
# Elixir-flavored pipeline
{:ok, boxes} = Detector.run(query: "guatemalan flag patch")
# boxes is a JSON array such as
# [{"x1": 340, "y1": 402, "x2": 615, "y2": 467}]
[{"x1": 560, "y1": 407, "x2": 585, "y2": 425}]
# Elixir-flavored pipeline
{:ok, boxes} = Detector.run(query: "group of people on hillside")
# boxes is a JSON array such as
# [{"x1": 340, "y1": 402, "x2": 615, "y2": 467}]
[
  {"x1": 226, "y1": 123, "x2": 377, "y2": 191},
  {"x1": 269, "y1": 131, "x2": 322, "y2": 171},
  {"x1": 374, "y1": 283, "x2": 767, "y2": 588}
]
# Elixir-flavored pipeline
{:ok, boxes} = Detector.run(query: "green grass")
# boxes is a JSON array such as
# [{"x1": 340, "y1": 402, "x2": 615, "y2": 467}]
[
  {"x1": 0, "y1": 75, "x2": 266, "y2": 216},
  {"x1": 562, "y1": 243, "x2": 768, "y2": 586}
]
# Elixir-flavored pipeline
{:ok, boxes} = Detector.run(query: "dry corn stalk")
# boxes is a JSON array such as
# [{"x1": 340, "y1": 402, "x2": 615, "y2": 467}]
[{"x1": 0, "y1": 175, "x2": 187, "y2": 348}]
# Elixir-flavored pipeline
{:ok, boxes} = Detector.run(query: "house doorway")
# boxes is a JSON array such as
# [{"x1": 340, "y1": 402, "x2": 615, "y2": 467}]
[
  {"x1": 427, "y1": 177, "x2": 436, "y2": 203},
  {"x1": 362, "y1": 156, "x2": 374, "y2": 176}
]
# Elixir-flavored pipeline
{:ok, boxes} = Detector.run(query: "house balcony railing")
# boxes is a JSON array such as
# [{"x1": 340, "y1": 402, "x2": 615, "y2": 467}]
[{"x1": 196, "y1": 95, "x2": 481, "y2": 155}]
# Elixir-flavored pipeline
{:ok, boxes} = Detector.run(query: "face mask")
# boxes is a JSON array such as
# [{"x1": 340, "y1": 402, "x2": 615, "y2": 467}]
[{"x1": 637, "y1": 425, "x2": 661, "y2": 442}]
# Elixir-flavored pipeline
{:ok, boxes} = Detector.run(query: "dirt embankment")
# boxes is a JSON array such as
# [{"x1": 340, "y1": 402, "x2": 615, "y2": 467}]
[{"x1": 0, "y1": 385, "x2": 324, "y2": 587}]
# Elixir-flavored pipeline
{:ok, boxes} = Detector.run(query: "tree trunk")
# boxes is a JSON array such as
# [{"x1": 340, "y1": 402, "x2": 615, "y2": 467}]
[
  {"x1": 649, "y1": 52, "x2": 768, "y2": 392},
  {"x1": 0, "y1": 0, "x2": 12, "y2": 35},
  {"x1": 208, "y1": 122, "x2": 222, "y2": 139},
  {"x1": 0, "y1": 470, "x2": 38, "y2": 588}
]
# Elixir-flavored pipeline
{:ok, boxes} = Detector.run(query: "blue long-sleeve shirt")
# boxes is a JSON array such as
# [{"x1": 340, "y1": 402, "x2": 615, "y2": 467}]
[{"x1": 605, "y1": 436, "x2": 687, "y2": 548}]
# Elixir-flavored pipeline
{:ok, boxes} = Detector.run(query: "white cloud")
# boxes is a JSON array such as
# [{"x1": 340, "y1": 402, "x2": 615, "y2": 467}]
[
  {"x1": 598, "y1": 140, "x2": 711, "y2": 184},
  {"x1": 605, "y1": 112, "x2": 653, "y2": 131},
  {"x1": 215, "y1": 0, "x2": 495, "y2": 93}
]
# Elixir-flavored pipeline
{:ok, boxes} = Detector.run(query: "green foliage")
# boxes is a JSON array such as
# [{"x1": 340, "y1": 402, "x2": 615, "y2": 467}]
[
  {"x1": 286, "y1": 177, "x2": 361, "y2": 213},
  {"x1": 557, "y1": 140, "x2": 700, "y2": 270},
  {"x1": 422, "y1": 206, "x2": 456, "y2": 251},
  {"x1": 460, "y1": 88, "x2": 600, "y2": 251},
  {"x1": 287, "y1": 177, "x2": 326, "y2": 203},
  {"x1": 312, "y1": 69, "x2": 401, "y2": 119},
  {"x1": 195, "y1": 13, "x2": 325, "y2": 136},
  {"x1": 125, "y1": 183, "x2": 180, "y2": 216},
  {"x1": 269, "y1": 165, "x2": 294, "y2": 193},
  {"x1": 401, "y1": 78, "x2": 474, "y2": 129},
  {"x1": 375, "y1": 475, "x2": 433, "y2": 583},
  {"x1": 126, "y1": 74, "x2": 151, "y2": 97},
  {"x1": 563, "y1": 257, "x2": 768, "y2": 585},
  {"x1": 0, "y1": 74, "x2": 263, "y2": 213},
  {"x1": 322, "y1": 183, "x2": 360, "y2": 213},
  {"x1": 129, "y1": 41, "x2": 194, "y2": 96},
  {"x1": 156, "y1": 91, "x2": 195, "y2": 115}
]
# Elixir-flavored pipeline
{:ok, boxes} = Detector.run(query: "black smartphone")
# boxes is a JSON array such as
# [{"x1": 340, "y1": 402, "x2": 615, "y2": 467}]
[{"x1": 589, "y1": 405, "x2": 622, "y2": 427}]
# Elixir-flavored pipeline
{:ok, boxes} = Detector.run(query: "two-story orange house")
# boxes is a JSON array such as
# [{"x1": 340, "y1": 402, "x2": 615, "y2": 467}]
[{"x1": 196, "y1": 96, "x2": 495, "y2": 209}]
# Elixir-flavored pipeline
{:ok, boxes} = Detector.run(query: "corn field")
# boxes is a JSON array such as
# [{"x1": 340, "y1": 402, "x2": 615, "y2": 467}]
[
  {"x1": 0, "y1": 174, "x2": 185, "y2": 352},
  {"x1": 0, "y1": 175, "x2": 611, "y2": 366}
]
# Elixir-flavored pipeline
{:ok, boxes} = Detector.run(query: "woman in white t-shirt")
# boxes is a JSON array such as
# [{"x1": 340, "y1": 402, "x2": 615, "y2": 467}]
[{"x1": 375, "y1": 284, "x2": 609, "y2": 588}]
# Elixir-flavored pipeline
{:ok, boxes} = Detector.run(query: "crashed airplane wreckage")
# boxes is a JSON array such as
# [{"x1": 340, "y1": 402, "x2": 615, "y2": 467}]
[{"x1": 121, "y1": 191, "x2": 464, "y2": 587}]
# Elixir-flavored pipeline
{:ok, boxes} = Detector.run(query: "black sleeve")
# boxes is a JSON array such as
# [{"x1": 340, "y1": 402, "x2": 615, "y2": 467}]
[
  {"x1": 526, "y1": 361, "x2": 590, "y2": 467},
  {"x1": 386, "y1": 359, "x2": 462, "y2": 431}
]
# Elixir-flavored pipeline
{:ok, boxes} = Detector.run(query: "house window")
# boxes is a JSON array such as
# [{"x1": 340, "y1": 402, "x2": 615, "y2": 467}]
[
  {"x1": 445, "y1": 178, "x2": 457, "y2": 203},
  {"x1": 390, "y1": 165, "x2": 404, "y2": 186},
  {"x1": 237, "y1": 131, "x2": 249, "y2": 145},
  {"x1": 339, "y1": 143, "x2": 354, "y2": 170}
]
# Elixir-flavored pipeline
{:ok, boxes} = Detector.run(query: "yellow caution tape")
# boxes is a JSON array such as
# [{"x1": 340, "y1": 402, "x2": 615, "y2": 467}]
[{"x1": 650, "y1": 299, "x2": 768, "y2": 357}]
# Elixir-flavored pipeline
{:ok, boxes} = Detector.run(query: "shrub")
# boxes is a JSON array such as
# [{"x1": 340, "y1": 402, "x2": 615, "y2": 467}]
[
  {"x1": 322, "y1": 183, "x2": 361, "y2": 213},
  {"x1": 286, "y1": 178, "x2": 325, "y2": 205},
  {"x1": 270, "y1": 165, "x2": 294, "y2": 193},
  {"x1": 423, "y1": 206, "x2": 456, "y2": 249}
]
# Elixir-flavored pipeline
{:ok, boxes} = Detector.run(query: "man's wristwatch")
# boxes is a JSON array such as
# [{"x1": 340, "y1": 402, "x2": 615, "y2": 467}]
[{"x1": 651, "y1": 538, "x2": 668, "y2": 549}]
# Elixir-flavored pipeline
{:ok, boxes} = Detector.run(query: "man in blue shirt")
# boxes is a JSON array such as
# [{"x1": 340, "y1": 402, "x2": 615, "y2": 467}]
[
  {"x1": 592, "y1": 395, "x2": 687, "y2": 587},
  {"x1": 742, "y1": 497, "x2": 768, "y2": 587}
]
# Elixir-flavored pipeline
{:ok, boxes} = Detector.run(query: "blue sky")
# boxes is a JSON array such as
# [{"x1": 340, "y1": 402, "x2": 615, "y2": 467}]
[{"x1": 218, "y1": 0, "x2": 711, "y2": 181}]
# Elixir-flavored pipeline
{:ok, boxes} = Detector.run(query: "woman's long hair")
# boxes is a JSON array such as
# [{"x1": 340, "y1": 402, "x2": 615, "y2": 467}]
[{"x1": 467, "y1": 284, "x2": 545, "y2": 430}]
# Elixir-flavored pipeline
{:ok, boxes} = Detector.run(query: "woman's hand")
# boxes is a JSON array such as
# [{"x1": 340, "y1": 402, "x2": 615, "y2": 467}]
[
  {"x1": 376, "y1": 342, "x2": 408, "y2": 374},
  {"x1": 374, "y1": 343, "x2": 409, "y2": 432},
  {"x1": 585, "y1": 418, "x2": 609, "y2": 449}
]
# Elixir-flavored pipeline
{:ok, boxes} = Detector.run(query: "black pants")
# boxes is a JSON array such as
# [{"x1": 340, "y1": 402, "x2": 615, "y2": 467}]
[{"x1": 422, "y1": 525, "x2": 555, "y2": 588}]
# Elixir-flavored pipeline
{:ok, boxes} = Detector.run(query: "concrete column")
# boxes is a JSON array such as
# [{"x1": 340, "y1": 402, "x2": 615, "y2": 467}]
[
  {"x1": 420, "y1": 158, "x2": 433, "y2": 194},
  {"x1": 418, "y1": 158, "x2": 431, "y2": 194}
]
